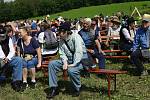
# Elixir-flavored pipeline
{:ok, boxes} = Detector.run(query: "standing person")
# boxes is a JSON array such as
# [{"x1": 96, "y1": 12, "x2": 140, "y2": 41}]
[
  {"x1": 17, "y1": 27, "x2": 42, "y2": 89},
  {"x1": 131, "y1": 14, "x2": 150, "y2": 76},
  {"x1": 47, "y1": 22, "x2": 88, "y2": 99},
  {"x1": 79, "y1": 18, "x2": 105, "y2": 69},
  {"x1": 0, "y1": 25, "x2": 23, "y2": 92}
]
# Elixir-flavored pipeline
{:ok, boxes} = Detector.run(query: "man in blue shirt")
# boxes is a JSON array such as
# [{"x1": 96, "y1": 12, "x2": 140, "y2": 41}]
[
  {"x1": 131, "y1": 14, "x2": 150, "y2": 76},
  {"x1": 79, "y1": 18, "x2": 105, "y2": 69}
]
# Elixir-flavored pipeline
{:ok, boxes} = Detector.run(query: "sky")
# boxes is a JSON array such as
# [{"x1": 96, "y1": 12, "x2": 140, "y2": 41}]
[{"x1": 4, "y1": 0, "x2": 15, "y2": 2}]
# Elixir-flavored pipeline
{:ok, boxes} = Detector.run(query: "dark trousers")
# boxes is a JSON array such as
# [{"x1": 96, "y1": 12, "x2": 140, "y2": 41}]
[
  {"x1": 131, "y1": 49, "x2": 144, "y2": 74},
  {"x1": 88, "y1": 48, "x2": 105, "y2": 69}
]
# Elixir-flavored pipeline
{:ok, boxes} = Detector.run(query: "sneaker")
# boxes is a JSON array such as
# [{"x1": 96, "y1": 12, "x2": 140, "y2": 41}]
[
  {"x1": 141, "y1": 70, "x2": 148, "y2": 76},
  {"x1": 72, "y1": 90, "x2": 80, "y2": 97},
  {"x1": 30, "y1": 82, "x2": 36, "y2": 89},
  {"x1": 22, "y1": 82, "x2": 28, "y2": 90},
  {"x1": 0, "y1": 76, "x2": 6, "y2": 85}
]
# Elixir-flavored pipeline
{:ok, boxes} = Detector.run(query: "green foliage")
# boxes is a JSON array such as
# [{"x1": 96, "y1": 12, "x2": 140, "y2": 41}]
[
  {"x1": 1, "y1": 62, "x2": 150, "y2": 100},
  {"x1": 0, "y1": 0, "x2": 149, "y2": 22},
  {"x1": 46, "y1": 1, "x2": 150, "y2": 20}
]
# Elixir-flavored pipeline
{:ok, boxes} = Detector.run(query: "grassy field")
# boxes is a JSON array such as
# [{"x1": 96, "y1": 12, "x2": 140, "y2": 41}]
[
  {"x1": 0, "y1": 60, "x2": 150, "y2": 100},
  {"x1": 35, "y1": 1, "x2": 150, "y2": 20}
]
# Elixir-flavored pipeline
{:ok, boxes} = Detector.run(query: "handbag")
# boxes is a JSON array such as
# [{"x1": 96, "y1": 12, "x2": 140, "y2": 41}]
[
  {"x1": 24, "y1": 54, "x2": 33, "y2": 61},
  {"x1": 21, "y1": 39, "x2": 33, "y2": 61}
]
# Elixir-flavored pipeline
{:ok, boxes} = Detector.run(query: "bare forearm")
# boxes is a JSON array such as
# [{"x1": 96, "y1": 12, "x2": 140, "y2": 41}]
[{"x1": 36, "y1": 48, "x2": 42, "y2": 64}]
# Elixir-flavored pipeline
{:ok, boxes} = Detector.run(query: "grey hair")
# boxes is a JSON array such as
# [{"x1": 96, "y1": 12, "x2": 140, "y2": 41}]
[{"x1": 83, "y1": 18, "x2": 92, "y2": 25}]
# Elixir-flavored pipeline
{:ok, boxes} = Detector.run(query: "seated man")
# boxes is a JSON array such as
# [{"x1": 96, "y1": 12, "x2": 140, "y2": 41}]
[
  {"x1": 0, "y1": 25, "x2": 23, "y2": 92},
  {"x1": 79, "y1": 18, "x2": 105, "y2": 69},
  {"x1": 47, "y1": 21, "x2": 88, "y2": 99},
  {"x1": 131, "y1": 14, "x2": 150, "y2": 76}
]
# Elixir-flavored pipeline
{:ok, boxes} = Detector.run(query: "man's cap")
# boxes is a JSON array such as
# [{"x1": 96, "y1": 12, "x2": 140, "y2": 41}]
[
  {"x1": 142, "y1": 14, "x2": 150, "y2": 22},
  {"x1": 58, "y1": 22, "x2": 71, "y2": 31},
  {"x1": 126, "y1": 17, "x2": 137, "y2": 25}
]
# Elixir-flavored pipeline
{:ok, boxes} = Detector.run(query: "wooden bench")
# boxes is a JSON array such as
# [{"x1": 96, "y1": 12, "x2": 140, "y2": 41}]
[
  {"x1": 103, "y1": 50, "x2": 130, "y2": 59},
  {"x1": 41, "y1": 60, "x2": 127, "y2": 98},
  {"x1": 88, "y1": 68, "x2": 127, "y2": 98}
]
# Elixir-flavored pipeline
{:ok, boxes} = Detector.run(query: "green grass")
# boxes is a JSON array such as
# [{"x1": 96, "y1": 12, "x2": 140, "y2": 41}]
[
  {"x1": 1, "y1": 60, "x2": 150, "y2": 100},
  {"x1": 35, "y1": 1, "x2": 150, "y2": 20}
]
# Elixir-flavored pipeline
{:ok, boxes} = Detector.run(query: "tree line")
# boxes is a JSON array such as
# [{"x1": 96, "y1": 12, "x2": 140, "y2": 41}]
[{"x1": 0, "y1": 0, "x2": 148, "y2": 22}]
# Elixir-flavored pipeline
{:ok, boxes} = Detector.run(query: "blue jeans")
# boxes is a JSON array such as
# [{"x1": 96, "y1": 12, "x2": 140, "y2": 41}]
[
  {"x1": 9, "y1": 56, "x2": 23, "y2": 82},
  {"x1": 23, "y1": 57, "x2": 38, "y2": 69},
  {"x1": 48, "y1": 60, "x2": 83, "y2": 91},
  {"x1": 88, "y1": 48, "x2": 105, "y2": 69}
]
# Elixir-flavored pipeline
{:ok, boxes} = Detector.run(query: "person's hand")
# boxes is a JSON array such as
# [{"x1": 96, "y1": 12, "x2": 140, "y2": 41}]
[
  {"x1": 3, "y1": 58, "x2": 9, "y2": 64},
  {"x1": 63, "y1": 61, "x2": 68, "y2": 70},
  {"x1": 89, "y1": 49, "x2": 94, "y2": 54},
  {"x1": 99, "y1": 50, "x2": 106, "y2": 56},
  {"x1": 36, "y1": 63, "x2": 41, "y2": 68},
  {"x1": 68, "y1": 64, "x2": 75, "y2": 67},
  {"x1": 105, "y1": 42, "x2": 109, "y2": 47}
]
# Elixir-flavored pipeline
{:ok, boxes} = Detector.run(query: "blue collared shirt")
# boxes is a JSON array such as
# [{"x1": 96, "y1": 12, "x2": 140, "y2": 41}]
[
  {"x1": 79, "y1": 29, "x2": 98, "y2": 48},
  {"x1": 133, "y1": 27, "x2": 149, "y2": 51}
]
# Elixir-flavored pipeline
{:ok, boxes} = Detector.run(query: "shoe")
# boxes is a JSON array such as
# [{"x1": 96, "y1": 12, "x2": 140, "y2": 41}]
[
  {"x1": 46, "y1": 87, "x2": 59, "y2": 99},
  {"x1": 72, "y1": 90, "x2": 80, "y2": 97},
  {"x1": 141, "y1": 70, "x2": 148, "y2": 76},
  {"x1": 30, "y1": 82, "x2": 36, "y2": 89},
  {"x1": 0, "y1": 76, "x2": 6, "y2": 84},
  {"x1": 22, "y1": 82, "x2": 28, "y2": 90},
  {"x1": 80, "y1": 69, "x2": 90, "y2": 78},
  {"x1": 11, "y1": 80, "x2": 24, "y2": 92},
  {"x1": 0, "y1": 76, "x2": 6, "y2": 81}
]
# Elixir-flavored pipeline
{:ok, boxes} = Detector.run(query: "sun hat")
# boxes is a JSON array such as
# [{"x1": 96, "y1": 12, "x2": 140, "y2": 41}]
[
  {"x1": 142, "y1": 14, "x2": 150, "y2": 22},
  {"x1": 111, "y1": 16, "x2": 120, "y2": 24}
]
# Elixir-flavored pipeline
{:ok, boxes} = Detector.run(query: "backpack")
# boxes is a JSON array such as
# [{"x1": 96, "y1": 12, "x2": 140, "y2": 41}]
[{"x1": 44, "y1": 30, "x2": 58, "y2": 49}]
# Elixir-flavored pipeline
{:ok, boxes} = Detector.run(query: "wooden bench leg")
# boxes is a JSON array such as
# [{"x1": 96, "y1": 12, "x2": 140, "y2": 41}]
[
  {"x1": 106, "y1": 74, "x2": 117, "y2": 98},
  {"x1": 106, "y1": 74, "x2": 111, "y2": 98},
  {"x1": 114, "y1": 74, "x2": 117, "y2": 91}
]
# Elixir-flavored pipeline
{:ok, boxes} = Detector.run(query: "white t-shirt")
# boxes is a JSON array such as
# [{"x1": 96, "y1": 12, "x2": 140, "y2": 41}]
[
  {"x1": 0, "y1": 38, "x2": 15, "y2": 60},
  {"x1": 107, "y1": 26, "x2": 121, "y2": 39}
]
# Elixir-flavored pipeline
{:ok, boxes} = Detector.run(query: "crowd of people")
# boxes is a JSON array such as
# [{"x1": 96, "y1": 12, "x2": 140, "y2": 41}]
[{"x1": 0, "y1": 13, "x2": 150, "y2": 99}]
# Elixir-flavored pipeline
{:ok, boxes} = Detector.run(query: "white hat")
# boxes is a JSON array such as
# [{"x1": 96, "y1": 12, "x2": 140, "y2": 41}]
[
  {"x1": 57, "y1": 16, "x2": 64, "y2": 22},
  {"x1": 94, "y1": 15, "x2": 99, "y2": 18},
  {"x1": 47, "y1": 14, "x2": 50, "y2": 18},
  {"x1": 142, "y1": 14, "x2": 150, "y2": 22}
]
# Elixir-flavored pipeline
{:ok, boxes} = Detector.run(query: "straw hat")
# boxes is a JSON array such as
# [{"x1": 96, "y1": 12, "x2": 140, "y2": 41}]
[
  {"x1": 142, "y1": 14, "x2": 150, "y2": 22},
  {"x1": 111, "y1": 16, "x2": 120, "y2": 24}
]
